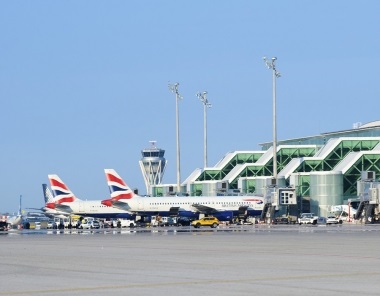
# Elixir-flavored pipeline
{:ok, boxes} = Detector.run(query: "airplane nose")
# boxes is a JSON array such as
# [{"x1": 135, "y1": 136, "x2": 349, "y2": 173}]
[{"x1": 101, "y1": 199, "x2": 112, "y2": 207}]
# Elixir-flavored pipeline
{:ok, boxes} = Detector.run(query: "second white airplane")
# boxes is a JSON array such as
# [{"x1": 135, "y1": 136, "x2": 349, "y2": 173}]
[{"x1": 47, "y1": 174, "x2": 135, "y2": 219}]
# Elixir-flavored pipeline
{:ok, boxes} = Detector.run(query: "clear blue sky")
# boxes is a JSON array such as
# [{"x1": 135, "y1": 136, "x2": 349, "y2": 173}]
[{"x1": 1, "y1": 1, "x2": 379, "y2": 213}]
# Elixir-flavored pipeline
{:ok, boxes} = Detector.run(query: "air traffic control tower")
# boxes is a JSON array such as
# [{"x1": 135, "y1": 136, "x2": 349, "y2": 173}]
[{"x1": 139, "y1": 141, "x2": 167, "y2": 195}]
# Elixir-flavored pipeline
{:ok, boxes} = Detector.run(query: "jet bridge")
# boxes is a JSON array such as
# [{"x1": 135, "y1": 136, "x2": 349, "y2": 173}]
[
  {"x1": 260, "y1": 183, "x2": 296, "y2": 223},
  {"x1": 355, "y1": 171, "x2": 380, "y2": 223}
]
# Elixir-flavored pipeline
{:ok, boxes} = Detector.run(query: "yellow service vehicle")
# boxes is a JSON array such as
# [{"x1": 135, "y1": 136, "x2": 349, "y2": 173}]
[{"x1": 191, "y1": 217, "x2": 219, "y2": 228}]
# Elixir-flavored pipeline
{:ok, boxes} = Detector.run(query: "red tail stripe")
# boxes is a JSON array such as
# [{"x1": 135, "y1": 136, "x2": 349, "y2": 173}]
[
  {"x1": 106, "y1": 173, "x2": 126, "y2": 186},
  {"x1": 56, "y1": 196, "x2": 75, "y2": 204},
  {"x1": 46, "y1": 203, "x2": 56, "y2": 209},
  {"x1": 112, "y1": 192, "x2": 133, "y2": 201},
  {"x1": 101, "y1": 199, "x2": 113, "y2": 207},
  {"x1": 50, "y1": 178, "x2": 69, "y2": 190}
]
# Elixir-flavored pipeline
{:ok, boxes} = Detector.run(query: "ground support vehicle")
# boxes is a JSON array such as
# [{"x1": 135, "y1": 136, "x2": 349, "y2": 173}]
[
  {"x1": 135, "y1": 220, "x2": 150, "y2": 227},
  {"x1": 274, "y1": 217, "x2": 290, "y2": 224},
  {"x1": 326, "y1": 216, "x2": 343, "y2": 225},
  {"x1": 77, "y1": 218, "x2": 100, "y2": 229},
  {"x1": 176, "y1": 217, "x2": 192, "y2": 226},
  {"x1": 191, "y1": 217, "x2": 219, "y2": 228},
  {"x1": 134, "y1": 216, "x2": 156, "y2": 227},
  {"x1": 157, "y1": 216, "x2": 177, "y2": 227},
  {"x1": 113, "y1": 219, "x2": 136, "y2": 228},
  {"x1": 299, "y1": 213, "x2": 318, "y2": 225},
  {"x1": 53, "y1": 216, "x2": 79, "y2": 229},
  {"x1": 151, "y1": 216, "x2": 161, "y2": 227},
  {"x1": 52, "y1": 217, "x2": 65, "y2": 229},
  {"x1": 0, "y1": 221, "x2": 8, "y2": 231},
  {"x1": 0, "y1": 216, "x2": 8, "y2": 231},
  {"x1": 287, "y1": 215, "x2": 298, "y2": 224},
  {"x1": 47, "y1": 219, "x2": 55, "y2": 229},
  {"x1": 273, "y1": 215, "x2": 298, "y2": 225},
  {"x1": 236, "y1": 216, "x2": 256, "y2": 225}
]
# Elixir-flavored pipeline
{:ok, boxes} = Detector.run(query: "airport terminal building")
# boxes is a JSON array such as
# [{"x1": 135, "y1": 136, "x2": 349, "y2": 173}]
[{"x1": 150, "y1": 121, "x2": 380, "y2": 217}]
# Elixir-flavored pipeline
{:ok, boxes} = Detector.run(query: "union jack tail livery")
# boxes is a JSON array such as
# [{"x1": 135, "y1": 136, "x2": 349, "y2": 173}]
[
  {"x1": 104, "y1": 169, "x2": 135, "y2": 201},
  {"x1": 48, "y1": 174, "x2": 80, "y2": 204}
]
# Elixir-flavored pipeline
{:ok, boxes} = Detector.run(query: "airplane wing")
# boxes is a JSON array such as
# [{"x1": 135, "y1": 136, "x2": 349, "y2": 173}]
[
  {"x1": 110, "y1": 200, "x2": 132, "y2": 211},
  {"x1": 26, "y1": 207, "x2": 45, "y2": 211},
  {"x1": 191, "y1": 204, "x2": 220, "y2": 214},
  {"x1": 54, "y1": 204, "x2": 73, "y2": 213},
  {"x1": 191, "y1": 204, "x2": 249, "y2": 215}
]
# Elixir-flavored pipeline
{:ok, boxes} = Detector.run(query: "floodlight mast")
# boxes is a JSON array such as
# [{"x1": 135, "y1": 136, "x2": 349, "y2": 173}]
[
  {"x1": 168, "y1": 82, "x2": 183, "y2": 193},
  {"x1": 197, "y1": 91, "x2": 212, "y2": 168},
  {"x1": 263, "y1": 57, "x2": 281, "y2": 182}
]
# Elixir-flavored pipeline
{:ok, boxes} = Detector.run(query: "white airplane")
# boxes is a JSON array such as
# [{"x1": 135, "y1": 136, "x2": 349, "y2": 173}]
[
  {"x1": 7, "y1": 214, "x2": 22, "y2": 228},
  {"x1": 6, "y1": 195, "x2": 23, "y2": 228},
  {"x1": 47, "y1": 174, "x2": 135, "y2": 219},
  {"x1": 101, "y1": 169, "x2": 265, "y2": 221}
]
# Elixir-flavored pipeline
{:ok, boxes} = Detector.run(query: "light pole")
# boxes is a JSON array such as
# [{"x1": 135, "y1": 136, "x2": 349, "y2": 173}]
[
  {"x1": 168, "y1": 82, "x2": 183, "y2": 193},
  {"x1": 263, "y1": 57, "x2": 281, "y2": 182},
  {"x1": 196, "y1": 91, "x2": 212, "y2": 168}
]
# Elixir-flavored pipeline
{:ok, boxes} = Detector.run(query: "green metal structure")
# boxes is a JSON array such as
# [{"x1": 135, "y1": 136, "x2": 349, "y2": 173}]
[{"x1": 151, "y1": 121, "x2": 380, "y2": 208}]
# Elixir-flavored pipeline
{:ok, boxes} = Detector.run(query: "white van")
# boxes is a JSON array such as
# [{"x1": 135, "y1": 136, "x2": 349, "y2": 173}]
[{"x1": 113, "y1": 219, "x2": 135, "y2": 228}]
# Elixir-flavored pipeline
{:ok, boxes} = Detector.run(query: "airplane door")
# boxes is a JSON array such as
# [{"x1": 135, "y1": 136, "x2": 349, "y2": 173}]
[
  {"x1": 138, "y1": 199, "x2": 144, "y2": 211},
  {"x1": 78, "y1": 203, "x2": 85, "y2": 213}
]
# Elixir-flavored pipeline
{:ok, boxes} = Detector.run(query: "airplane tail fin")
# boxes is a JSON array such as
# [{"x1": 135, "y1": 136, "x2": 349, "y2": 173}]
[
  {"x1": 48, "y1": 174, "x2": 80, "y2": 204},
  {"x1": 104, "y1": 169, "x2": 135, "y2": 201},
  {"x1": 42, "y1": 183, "x2": 57, "y2": 210},
  {"x1": 42, "y1": 184, "x2": 54, "y2": 203}
]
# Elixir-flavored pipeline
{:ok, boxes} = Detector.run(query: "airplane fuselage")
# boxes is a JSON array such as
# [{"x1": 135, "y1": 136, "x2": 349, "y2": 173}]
[
  {"x1": 7, "y1": 215, "x2": 22, "y2": 226},
  {"x1": 114, "y1": 195, "x2": 264, "y2": 221},
  {"x1": 60, "y1": 200, "x2": 134, "y2": 219}
]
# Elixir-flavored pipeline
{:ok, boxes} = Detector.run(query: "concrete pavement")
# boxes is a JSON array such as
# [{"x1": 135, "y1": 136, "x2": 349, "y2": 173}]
[{"x1": 1, "y1": 225, "x2": 379, "y2": 295}]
